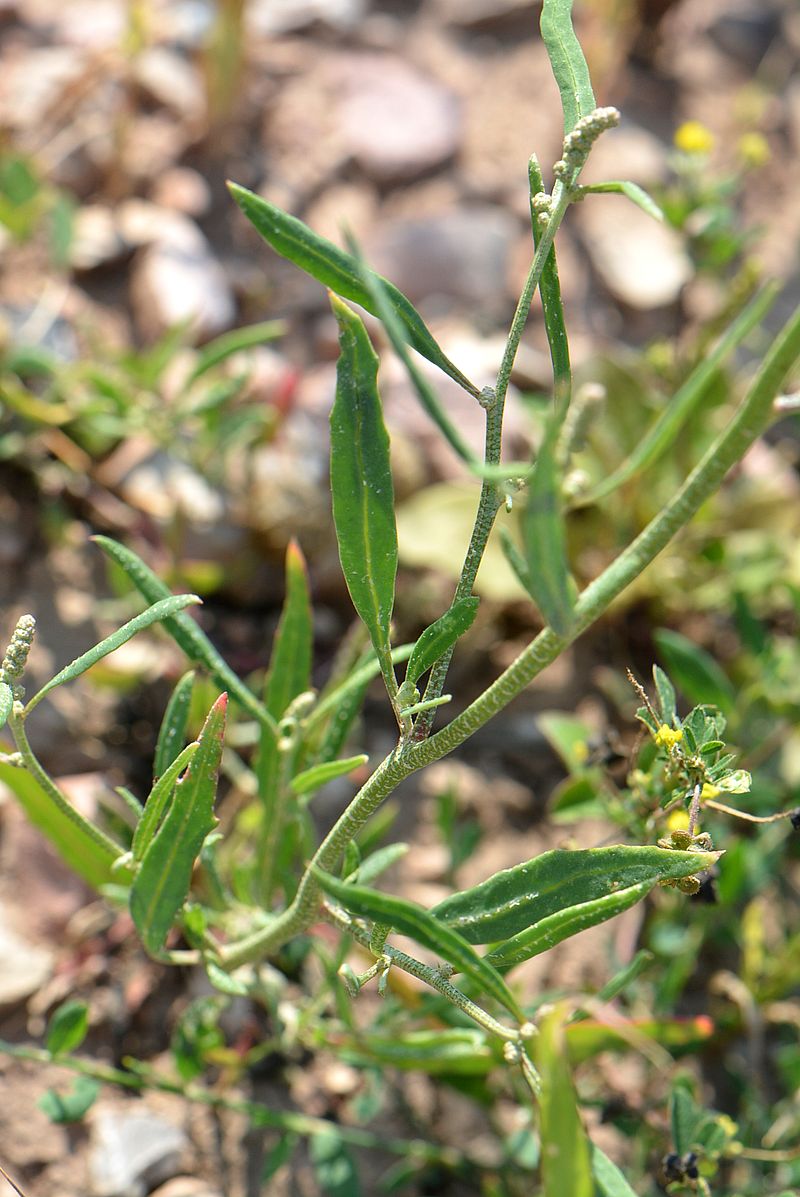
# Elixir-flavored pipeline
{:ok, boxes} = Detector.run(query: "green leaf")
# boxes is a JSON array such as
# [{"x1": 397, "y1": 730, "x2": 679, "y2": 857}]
[
  {"x1": 540, "y1": 0, "x2": 596, "y2": 134},
  {"x1": 406, "y1": 597, "x2": 480, "y2": 686},
  {"x1": 38, "y1": 1077, "x2": 100, "y2": 1124},
  {"x1": 349, "y1": 841, "x2": 408, "y2": 885},
  {"x1": 654, "y1": 628, "x2": 735, "y2": 715},
  {"x1": 591, "y1": 1145, "x2": 639, "y2": 1197},
  {"x1": 330, "y1": 296, "x2": 398, "y2": 691},
  {"x1": 228, "y1": 182, "x2": 478, "y2": 397},
  {"x1": 130, "y1": 694, "x2": 226, "y2": 956},
  {"x1": 291, "y1": 754, "x2": 368, "y2": 797},
  {"x1": 670, "y1": 1078, "x2": 699, "y2": 1156},
  {"x1": 0, "y1": 755, "x2": 120, "y2": 888},
  {"x1": 431, "y1": 844, "x2": 720, "y2": 945},
  {"x1": 537, "y1": 711, "x2": 593, "y2": 773},
  {"x1": 565, "y1": 1014, "x2": 713, "y2": 1064},
  {"x1": 184, "y1": 320, "x2": 285, "y2": 387},
  {"x1": 529, "y1": 154, "x2": 570, "y2": 391},
  {"x1": 579, "y1": 180, "x2": 664, "y2": 221},
  {"x1": 154, "y1": 670, "x2": 195, "y2": 778},
  {"x1": 45, "y1": 1000, "x2": 89, "y2": 1056},
  {"x1": 262, "y1": 1133, "x2": 299, "y2": 1184},
  {"x1": 132, "y1": 742, "x2": 199, "y2": 861},
  {"x1": 309, "y1": 1128, "x2": 362, "y2": 1197},
  {"x1": 92, "y1": 536, "x2": 277, "y2": 738},
  {"x1": 522, "y1": 400, "x2": 575, "y2": 636},
  {"x1": 535, "y1": 1004, "x2": 593, "y2": 1197},
  {"x1": 24, "y1": 595, "x2": 201, "y2": 715},
  {"x1": 314, "y1": 868, "x2": 523, "y2": 1019},
  {"x1": 486, "y1": 880, "x2": 652, "y2": 970},
  {"x1": 0, "y1": 682, "x2": 13, "y2": 731},
  {"x1": 579, "y1": 286, "x2": 777, "y2": 506},
  {"x1": 653, "y1": 665, "x2": 677, "y2": 726},
  {"x1": 340, "y1": 1027, "x2": 493, "y2": 1076}
]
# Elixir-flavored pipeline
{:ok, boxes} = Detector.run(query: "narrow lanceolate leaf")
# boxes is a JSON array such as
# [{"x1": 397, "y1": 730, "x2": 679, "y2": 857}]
[
  {"x1": 523, "y1": 403, "x2": 575, "y2": 637},
  {"x1": 314, "y1": 868, "x2": 523, "y2": 1020},
  {"x1": 406, "y1": 597, "x2": 480, "y2": 686},
  {"x1": 330, "y1": 296, "x2": 398, "y2": 692},
  {"x1": 132, "y1": 742, "x2": 199, "y2": 862},
  {"x1": 529, "y1": 155, "x2": 570, "y2": 392},
  {"x1": 228, "y1": 182, "x2": 479, "y2": 398},
  {"x1": 154, "y1": 670, "x2": 195, "y2": 778},
  {"x1": 0, "y1": 757, "x2": 121, "y2": 889},
  {"x1": 45, "y1": 1000, "x2": 89, "y2": 1056},
  {"x1": 535, "y1": 1004, "x2": 593, "y2": 1197},
  {"x1": 92, "y1": 536, "x2": 277, "y2": 739},
  {"x1": 130, "y1": 694, "x2": 227, "y2": 956},
  {"x1": 486, "y1": 881, "x2": 651, "y2": 971},
  {"x1": 291, "y1": 754, "x2": 368, "y2": 797},
  {"x1": 184, "y1": 320, "x2": 285, "y2": 388},
  {"x1": 591, "y1": 1146, "x2": 639, "y2": 1197},
  {"x1": 24, "y1": 595, "x2": 200, "y2": 715},
  {"x1": 540, "y1": 0, "x2": 596, "y2": 134},
  {"x1": 654, "y1": 628, "x2": 735, "y2": 715},
  {"x1": 0, "y1": 682, "x2": 12, "y2": 731},
  {"x1": 257, "y1": 539, "x2": 313, "y2": 800},
  {"x1": 431, "y1": 845, "x2": 721, "y2": 945},
  {"x1": 579, "y1": 180, "x2": 664, "y2": 222}
]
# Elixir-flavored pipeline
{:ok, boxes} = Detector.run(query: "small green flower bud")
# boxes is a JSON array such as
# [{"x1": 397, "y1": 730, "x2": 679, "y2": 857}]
[{"x1": 0, "y1": 614, "x2": 36, "y2": 684}]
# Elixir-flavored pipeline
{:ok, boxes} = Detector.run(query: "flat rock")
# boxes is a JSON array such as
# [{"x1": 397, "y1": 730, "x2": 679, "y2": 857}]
[
  {"x1": 0, "y1": 900, "x2": 54, "y2": 1008},
  {"x1": 90, "y1": 1107, "x2": 188, "y2": 1197},
  {"x1": 576, "y1": 196, "x2": 692, "y2": 309},
  {"x1": 336, "y1": 55, "x2": 461, "y2": 183},
  {"x1": 366, "y1": 205, "x2": 517, "y2": 314},
  {"x1": 246, "y1": 0, "x2": 366, "y2": 35}
]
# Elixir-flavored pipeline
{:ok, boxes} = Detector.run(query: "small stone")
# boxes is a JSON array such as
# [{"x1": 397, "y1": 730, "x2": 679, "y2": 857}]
[
  {"x1": 90, "y1": 1108, "x2": 188, "y2": 1197},
  {"x1": 150, "y1": 1179, "x2": 222, "y2": 1197},
  {"x1": 134, "y1": 47, "x2": 205, "y2": 122},
  {"x1": 579, "y1": 124, "x2": 670, "y2": 189},
  {"x1": 128, "y1": 211, "x2": 235, "y2": 341},
  {"x1": 70, "y1": 205, "x2": 127, "y2": 271},
  {"x1": 0, "y1": 46, "x2": 87, "y2": 130},
  {"x1": 246, "y1": 0, "x2": 366, "y2": 35},
  {"x1": 576, "y1": 196, "x2": 692, "y2": 309},
  {"x1": 336, "y1": 56, "x2": 462, "y2": 183},
  {"x1": 432, "y1": 0, "x2": 537, "y2": 33},
  {"x1": 0, "y1": 902, "x2": 54, "y2": 1009},
  {"x1": 150, "y1": 167, "x2": 211, "y2": 217}
]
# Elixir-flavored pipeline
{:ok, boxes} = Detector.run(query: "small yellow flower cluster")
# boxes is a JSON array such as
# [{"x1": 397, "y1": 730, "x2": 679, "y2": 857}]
[
  {"x1": 654, "y1": 724, "x2": 683, "y2": 749},
  {"x1": 674, "y1": 120, "x2": 715, "y2": 155}
]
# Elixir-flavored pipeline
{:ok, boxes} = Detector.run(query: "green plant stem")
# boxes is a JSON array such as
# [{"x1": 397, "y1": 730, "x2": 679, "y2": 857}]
[
  {"x1": 416, "y1": 181, "x2": 573, "y2": 735},
  {"x1": 0, "y1": 1039, "x2": 470, "y2": 1169},
  {"x1": 8, "y1": 705, "x2": 123, "y2": 860},
  {"x1": 258, "y1": 732, "x2": 298, "y2": 906},
  {"x1": 323, "y1": 903, "x2": 519, "y2": 1042},
  {"x1": 220, "y1": 303, "x2": 800, "y2": 970}
]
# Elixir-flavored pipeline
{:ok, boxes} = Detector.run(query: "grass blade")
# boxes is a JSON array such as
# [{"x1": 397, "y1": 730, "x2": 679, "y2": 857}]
[
  {"x1": 228, "y1": 182, "x2": 479, "y2": 397},
  {"x1": 130, "y1": 694, "x2": 227, "y2": 956},
  {"x1": 578, "y1": 180, "x2": 664, "y2": 221},
  {"x1": 330, "y1": 295, "x2": 398, "y2": 695},
  {"x1": 523, "y1": 398, "x2": 575, "y2": 636},
  {"x1": 132, "y1": 742, "x2": 199, "y2": 862},
  {"x1": 153, "y1": 670, "x2": 195, "y2": 778},
  {"x1": 92, "y1": 536, "x2": 278, "y2": 739},
  {"x1": 184, "y1": 320, "x2": 285, "y2": 388},
  {"x1": 540, "y1": 0, "x2": 596, "y2": 134},
  {"x1": 536, "y1": 1004, "x2": 593, "y2": 1197},
  {"x1": 24, "y1": 595, "x2": 200, "y2": 715},
  {"x1": 291, "y1": 754, "x2": 368, "y2": 797}
]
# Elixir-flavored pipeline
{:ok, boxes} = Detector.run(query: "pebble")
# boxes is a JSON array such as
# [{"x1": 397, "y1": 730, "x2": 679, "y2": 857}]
[
  {"x1": 366, "y1": 205, "x2": 517, "y2": 314},
  {"x1": 70, "y1": 205, "x2": 127, "y2": 272},
  {"x1": 133, "y1": 47, "x2": 206, "y2": 123},
  {"x1": 575, "y1": 195, "x2": 692, "y2": 310},
  {"x1": 0, "y1": 900, "x2": 54, "y2": 1009},
  {"x1": 336, "y1": 56, "x2": 462, "y2": 183},
  {"x1": 127, "y1": 209, "x2": 235, "y2": 341},
  {"x1": 150, "y1": 167, "x2": 212, "y2": 217},
  {"x1": 150, "y1": 1180, "x2": 223, "y2": 1197},
  {"x1": 0, "y1": 46, "x2": 87, "y2": 130},
  {"x1": 90, "y1": 1108, "x2": 188, "y2": 1197},
  {"x1": 432, "y1": 0, "x2": 537, "y2": 33},
  {"x1": 578, "y1": 124, "x2": 670, "y2": 189},
  {"x1": 246, "y1": 0, "x2": 366, "y2": 35}
]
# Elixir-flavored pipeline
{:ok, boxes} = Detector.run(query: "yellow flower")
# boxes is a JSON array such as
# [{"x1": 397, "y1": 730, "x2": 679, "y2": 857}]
[
  {"x1": 674, "y1": 121, "x2": 715, "y2": 155},
  {"x1": 700, "y1": 782, "x2": 720, "y2": 800},
  {"x1": 737, "y1": 132, "x2": 770, "y2": 168},
  {"x1": 666, "y1": 808, "x2": 690, "y2": 833},
  {"x1": 655, "y1": 724, "x2": 683, "y2": 748}
]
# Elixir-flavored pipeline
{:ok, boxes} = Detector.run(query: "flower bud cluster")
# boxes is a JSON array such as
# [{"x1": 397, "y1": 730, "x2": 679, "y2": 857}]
[
  {"x1": 553, "y1": 106, "x2": 621, "y2": 182},
  {"x1": 0, "y1": 614, "x2": 35, "y2": 684}
]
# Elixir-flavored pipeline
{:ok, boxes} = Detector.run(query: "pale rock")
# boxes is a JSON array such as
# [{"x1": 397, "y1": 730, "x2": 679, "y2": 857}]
[
  {"x1": 366, "y1": 205, "x2": 517, "y2": 313},
  {"x1": 150, "y1": 167, "x2": 211, "y2": 217},
  {"x1": 121, "y1": 113, "x2": 191, "y2": 183},
  {"x1": 336, "y1": 56, "x2": 462, "y2": 183},
  {"x1": 0, "y1": 903, "x2": 54, "y2": 1008},
  {"x1": 134, "y1": 47, "x2": 205, "y2": 123},
  {"x1": 576, "y1": 196, "x2": 692, "y2": 309},
  {"x1": 432, "y1": 0, "x2": 536, "y2": 32},
  {"x1": 70, "y1": 205, "x2": 127, "y2": 271},
  {"x1": 246, "y1": 0, "x2": 366, "y2": 35},
  {"x1": 0, "y1": 46, "x2": 87, "y2": 130},
  {"x1": 579, "y1": 123, "x2": 670, "y2": 189},
  {"x1": 47, "y1": 0, "x2": 128, "y2": 48},
  {"x1": 127, "y1": 208, "x2": 235, "y2": 341},
  {"x1": 150, "y1": 1180, "x2": 222, "y2": 1197},
  {"x1": 90, "y1": 1108, "x2": 188, "y2": 1197}
]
